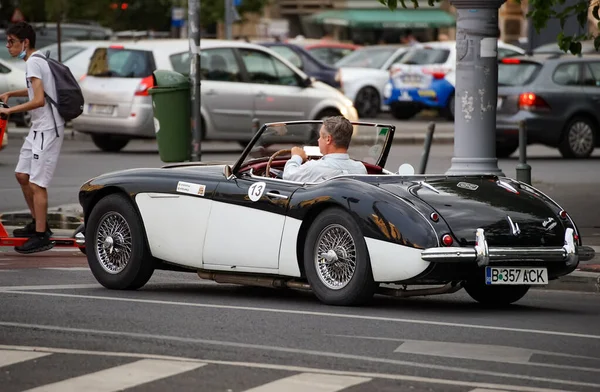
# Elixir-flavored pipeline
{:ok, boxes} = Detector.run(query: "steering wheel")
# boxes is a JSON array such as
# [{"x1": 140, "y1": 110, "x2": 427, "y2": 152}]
[{"x1": 265, "y1": 149, "x2": 291, "y2": 178}]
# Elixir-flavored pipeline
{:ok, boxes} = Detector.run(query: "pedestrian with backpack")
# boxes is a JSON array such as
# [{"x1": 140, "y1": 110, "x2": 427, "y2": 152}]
[{"x1": 0, "y1": 22, "x2": 83, "y2": 254}]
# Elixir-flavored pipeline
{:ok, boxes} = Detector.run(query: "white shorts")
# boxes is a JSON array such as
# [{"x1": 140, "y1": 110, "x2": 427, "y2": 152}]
[{"x1": 15, "y1": 126, "x2": 64, "y2": 188}]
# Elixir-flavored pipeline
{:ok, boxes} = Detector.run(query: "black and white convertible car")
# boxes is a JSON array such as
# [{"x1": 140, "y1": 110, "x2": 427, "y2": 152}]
[{"x1": 79, "y1": 120, "x2": 595, "y2": 306}]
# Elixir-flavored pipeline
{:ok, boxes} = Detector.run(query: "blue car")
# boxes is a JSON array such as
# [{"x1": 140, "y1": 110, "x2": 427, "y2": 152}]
[
  {"x1": 259, "y1": 42, "x2": 341, "y2": 89},
  {"x1": 383, "y1": 69, "x2": 455, "y2": 120}
]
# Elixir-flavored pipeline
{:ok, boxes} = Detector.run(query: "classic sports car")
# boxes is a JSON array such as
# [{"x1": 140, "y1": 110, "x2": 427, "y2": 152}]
[{"x1": 79, "y1": 120, "x2": 595, "y2": 307}]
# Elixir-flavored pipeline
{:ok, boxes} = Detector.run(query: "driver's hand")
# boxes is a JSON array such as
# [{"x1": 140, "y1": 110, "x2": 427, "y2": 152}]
[{"x1": 291, "y1": 146, "x2": 307, "y2": 163}]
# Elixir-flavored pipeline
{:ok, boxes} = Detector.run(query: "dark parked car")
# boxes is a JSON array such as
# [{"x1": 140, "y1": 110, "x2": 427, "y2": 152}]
[
  {"x1": 259, "y1": 42, "x2": 341, "y2": 89},
  {"x1": 78, "y1": 120, "x2": 594, "y2": 307},
  {"x1": 496, "y1": 53, "x2": 600, "y2": 158}
]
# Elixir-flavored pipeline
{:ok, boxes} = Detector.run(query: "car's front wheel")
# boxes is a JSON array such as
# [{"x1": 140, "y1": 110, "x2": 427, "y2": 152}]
[
  {"x1": 464, "y1": 279, "x2": 530, "y2": 306},
  {"x1": 86, "y1": 193, "x2": 154, "y2": 290},
  {"x1": 304, "y1": 208, "x2": 377, "y2": 306},
  {"x1": 354, "y1": 87, "x2": 380, "y2": 118}
]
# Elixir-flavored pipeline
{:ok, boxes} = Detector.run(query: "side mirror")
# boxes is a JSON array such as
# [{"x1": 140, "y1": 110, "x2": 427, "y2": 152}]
[
  {"x1": 301, "y1": 77, "x2": 313, "y2": 88},
  {"x1": 398, "y1": 163, "x2": 415, "y2": 175}
]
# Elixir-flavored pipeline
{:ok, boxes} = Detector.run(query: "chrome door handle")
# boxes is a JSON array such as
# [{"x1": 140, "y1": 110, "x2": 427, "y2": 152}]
[
  {"x1": 205, "y1": 89, "x2": 217, "y2": 95},
  {"x1": 255, "y1": 91, "x2": 266, "y2": 98},
  {"x1": 266, "y1": 191, "x2": 288, "y2": 200}
]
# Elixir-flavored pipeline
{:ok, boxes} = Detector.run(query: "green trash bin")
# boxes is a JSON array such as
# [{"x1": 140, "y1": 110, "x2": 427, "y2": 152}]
[{"x1": 149, "y1": 70, "x2": 191, "y2": 162}]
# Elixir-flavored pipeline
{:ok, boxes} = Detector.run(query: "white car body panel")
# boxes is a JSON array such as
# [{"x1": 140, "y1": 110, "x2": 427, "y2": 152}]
[
  {"x1": 365, "y1": 238, "x2": 430, "y2": 282},
  {"x1": 135, "y1": 193, "x2": 212, "y2": 269}
]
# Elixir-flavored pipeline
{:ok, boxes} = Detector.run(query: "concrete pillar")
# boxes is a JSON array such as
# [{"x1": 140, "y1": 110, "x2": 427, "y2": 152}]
[
  {"x1": 189, "y1": 0, "x2": 202, "y2": 161},
  {"x1": 446, "y1": 0, "x2": 506, "y2": 176}
]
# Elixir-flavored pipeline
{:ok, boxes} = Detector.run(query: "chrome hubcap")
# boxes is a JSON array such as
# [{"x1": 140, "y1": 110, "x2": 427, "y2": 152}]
[
  {"x1": 568, "y1": 122, "x2": 594, "y2": 156},
  {"x1": 314, "y1": 224, "x2": 357, "y2": 290},
  {"x1": 95, "y1": 212, "x2": 132, "y2": 274}
]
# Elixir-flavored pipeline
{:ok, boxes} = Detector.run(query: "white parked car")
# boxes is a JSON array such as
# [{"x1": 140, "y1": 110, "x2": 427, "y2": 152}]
[
  {"x1": 0, "y1": 58, "x2": 32, "y2": 127},
  {"x1": 334, "y1": 45, "x2": 411, "y2": 118},
  {"x1": 73, "y1": 39, "x2": 358, "y2": 152},
  {"x1": 38, "y1": 40, "x2": 108, "y2": 81}
]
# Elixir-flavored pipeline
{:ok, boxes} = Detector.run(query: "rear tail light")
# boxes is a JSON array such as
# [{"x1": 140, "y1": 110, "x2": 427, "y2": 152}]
[
  {"x1": 559, "y1": 210, "x2": 568, "y2": 219},
  {"x1": 501, "y1": 58, "x2": 521, "y2": 64},
  {"x1": 423, "y1": 67, "x2": 450, "y2": 80},
  {"x1": 79, "y1": 74, "x2": 86, "y2": 82},
  {"x1": 135, "y1": 75, "x2": 154, "y2": 96},
  {"x1": 518, "y1": 92, "x2": 550, "y2": 111},
  {"x1": 441, "y1": 234, "x2": 453, "y2": 246}
]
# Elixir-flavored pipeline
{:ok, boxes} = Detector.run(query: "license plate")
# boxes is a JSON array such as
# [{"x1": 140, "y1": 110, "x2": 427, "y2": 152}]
[
  {"x1": 401, "y1": 75, "x2": 422, "y2": 86},
  {"x1": 89, "y1": 104, "x2": 115, "y2": 115},
  {"x1": 497, "y1": 97, "x2": 503, "y2": 109},
  {"x1": 485, "y1": 267, "x2": 548, "y2": 285}
]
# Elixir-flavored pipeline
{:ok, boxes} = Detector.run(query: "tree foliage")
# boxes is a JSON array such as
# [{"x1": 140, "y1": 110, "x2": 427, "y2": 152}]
[{"x1": 378, "y1": 0, "x2": 600, "y2": 54}]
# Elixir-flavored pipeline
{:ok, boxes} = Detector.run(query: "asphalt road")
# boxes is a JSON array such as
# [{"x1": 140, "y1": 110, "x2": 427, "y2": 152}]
[{"x1": 0, "y1": 265, "x2": 599, "y2": 392}]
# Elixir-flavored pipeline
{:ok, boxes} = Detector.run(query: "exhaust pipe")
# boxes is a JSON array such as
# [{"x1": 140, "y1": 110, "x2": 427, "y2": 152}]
[
  {"x1": 197, "y1": 270, "x2": 311, "y2": 290},
  {"x1": 377, "y1": 281, "x2": 463, "y2": 298}
]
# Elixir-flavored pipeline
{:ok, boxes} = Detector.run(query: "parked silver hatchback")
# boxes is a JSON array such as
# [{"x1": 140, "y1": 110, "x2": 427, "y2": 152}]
[{"x1": 73, "y1": 39, "x2": 358, "y2": 152}]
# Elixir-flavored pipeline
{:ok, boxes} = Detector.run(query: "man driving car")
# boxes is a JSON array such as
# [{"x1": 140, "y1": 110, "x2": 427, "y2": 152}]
[{"x1": 283, "y1": 116, "x2": 367, "y2": 182}]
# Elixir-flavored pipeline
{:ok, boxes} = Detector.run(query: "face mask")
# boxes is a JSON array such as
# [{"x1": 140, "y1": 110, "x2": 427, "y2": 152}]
[{"x1": 17, "y1": 42, "x2": 26, "y2": 60}]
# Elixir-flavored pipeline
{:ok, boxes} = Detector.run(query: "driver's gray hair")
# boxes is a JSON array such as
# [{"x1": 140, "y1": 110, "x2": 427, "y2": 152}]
[{"x1": 323, "y1": 116, "x2": 353, "y2": 149}]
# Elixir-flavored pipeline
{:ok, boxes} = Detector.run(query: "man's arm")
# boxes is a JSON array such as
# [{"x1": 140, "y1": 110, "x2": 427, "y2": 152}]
[
  {"x1": 283, "y1": 155, "x2": 305, "y2": 181},
  {"x1": 5, "y1": 78, "x2": 45, "y2": 115}
]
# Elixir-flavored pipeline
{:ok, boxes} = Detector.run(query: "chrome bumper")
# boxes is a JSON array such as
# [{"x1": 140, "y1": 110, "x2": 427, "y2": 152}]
[{"x1": 421, "y1": 228, "x2": 595, "y2": 267}]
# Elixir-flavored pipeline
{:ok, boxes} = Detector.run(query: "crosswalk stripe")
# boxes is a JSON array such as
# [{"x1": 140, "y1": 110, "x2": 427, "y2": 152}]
[
  {"x1": 22, "y1": 359, "x2": 206, "y2": 392},
  {"x1": 469, "y1": 389, "x2": 510, "y2": 392},
  {"x1": 241, "y1": 372, "x2": 372, "y2": 392},
  {"x1": 0, "y1": 350, "x2": 51, "y2": 368}
]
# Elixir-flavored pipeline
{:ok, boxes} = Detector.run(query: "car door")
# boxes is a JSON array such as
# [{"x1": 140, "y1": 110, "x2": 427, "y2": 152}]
[
  {"x1": 237, "y1": 48, "x2": 309, "y2": 124},
  {"x1": 0, "y1": 63, "x2": 10, "y2": 93},
  {"x1": 582, "y1": 61, "x2": 600, "y2": 124},
  {"x1": 202, "y1": 176, "x2": 300, "y2": 270},
  {"x1": 198, "y1": 48, "x2": 255, "y2": 134}
]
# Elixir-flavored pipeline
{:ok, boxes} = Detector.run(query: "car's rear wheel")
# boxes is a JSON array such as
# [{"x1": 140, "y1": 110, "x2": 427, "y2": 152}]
[
  {"x1": 444, "y1": 94, "x2": 455, "y2": 121},
  {"x1": 86, "y1": 193, "x2": 154, "y2": 290},
  {"x1": 559, "y1": 116, "x2": 596, "y2": 158},
  {"x1": 91, "y1": 134, "x2": 131, "y2": 152},
  {"x1": 464, "y1": 279, "x2": 530, "y2": 307},
  {"x1": 303, "y1": 208, "x2": 377, "y2": 306},
  {"x1": 354, "y1": 87, "x2": 380, "y2": 118},
  {"x1": 391, "y1": 105, "x2": 420, "y2": 120},
  {"x1": 16, "y1": 111, "x2": 32, "y2": 128}
]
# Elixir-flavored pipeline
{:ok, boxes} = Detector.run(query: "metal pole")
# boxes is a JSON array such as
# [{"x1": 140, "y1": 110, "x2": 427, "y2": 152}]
[
  {"x1": 189, "y1": 0, "x2": 202, "y2": 161},
  {"x1": 224, "y1": 0, "x2": 233, "y2": 40},
  {"x1": 515, "y1": 120, "x2": 531, "y2": 184},
  {"x1": 446, "y1": 0, "x2": 506, "y2": 176},
  {"x1": 418, "y1": 122, "x2": 436, "y2": 175}
]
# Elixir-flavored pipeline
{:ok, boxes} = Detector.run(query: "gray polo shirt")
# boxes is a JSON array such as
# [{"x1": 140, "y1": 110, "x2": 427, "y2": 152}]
[{"x1": 282, "y1": 153, "x2": 367, "y2": 183}]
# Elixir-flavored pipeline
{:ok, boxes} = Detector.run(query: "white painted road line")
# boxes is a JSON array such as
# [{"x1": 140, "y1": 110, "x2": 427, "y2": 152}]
[
  {"x1": 469, "y1": 389, "x2": 510, "y2": 392},
  {"x1": 394, "y1": 340, "x2": 533, "y2": 363},
  {"x1": 0, "y1": 349, "x2": 51, "y2": 368},
  {"x1": 0, "y1": 284, "x2": 99, "y2": 291},
  {"x1": 0, "y1": 344, "x2": 571, "y2": 392},
  {"x1": 242, "y1": 373, "x2": 371, "y2": 392},
  {"x1": 22, "y1": 359, "x2": 206, "y2": 392},
  {"x1": 40, "y1": 268, "x2": 90, "y2": 271},
  {"x1": 1, "y1": 322, "x2": 599, "y2": 390},
  {"x1": 1, "y1": 289, "x2": 599, "y2": 341}
]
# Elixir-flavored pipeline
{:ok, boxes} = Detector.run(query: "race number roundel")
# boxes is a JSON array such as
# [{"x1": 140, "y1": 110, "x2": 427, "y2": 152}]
[{"x1": 248, "y1": 182, "x2": 266, "y2": 202}]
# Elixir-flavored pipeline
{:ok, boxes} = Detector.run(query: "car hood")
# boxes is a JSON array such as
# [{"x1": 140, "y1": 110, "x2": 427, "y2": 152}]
[{"x1": 378, "y1": 177, "x2": 566, "y2": 247}]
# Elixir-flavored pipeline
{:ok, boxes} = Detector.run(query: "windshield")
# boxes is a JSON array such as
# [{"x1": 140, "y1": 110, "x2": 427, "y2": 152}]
[
  {"x1": 234, "y1": 121, "x2": 393, "y2": 176},
  {"x1": 498, "y1": 63, "x2": 541, "y2": 86},
  {"x1": 399, "y1": 48, "x2": 450, "y2": 65},
  {"x1": 335, "y1": 46, "x2": 398, "y2": 69},
  {"x1": 87, "y1": 48, "x2": 155, "y2": 78}
]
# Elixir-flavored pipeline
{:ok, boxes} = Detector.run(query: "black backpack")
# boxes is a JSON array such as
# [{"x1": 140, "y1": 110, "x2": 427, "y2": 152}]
[{"x1": 32, "y1": 52, "x2": 84, "y2": 125}]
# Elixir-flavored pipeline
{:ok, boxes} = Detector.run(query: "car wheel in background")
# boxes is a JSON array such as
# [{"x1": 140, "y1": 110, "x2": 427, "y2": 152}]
[
  {"x1": 91, "y1": 134, "x2": 131, "y2": 152},
  {"x1": 496, "y1": 142, "x2": 518, "y2": 158},
  {"x1": 464, "y1": 278, "x2": 530, "y2": 307},
  {"x1": 303, "y1": 207, "x2": 377, "y2": 306},
  {"x1": 444, "y1": 94, "x2": 455, "y2": 121},
  {"x1": 391, "y1": 105, "x2": 420, "y2": 120},
  {"x1": 559, "y1": 116, "x2": 596, "y2": 158},
  {"x1": 85, "y1": 193, "x2": 154, "y2": 290},
  {"x1": 354, "y1": 87, "x2": 380, "y2": 118},
  {"x1": 16, "y1": 111, "x2": 32, "y2": 128}
]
